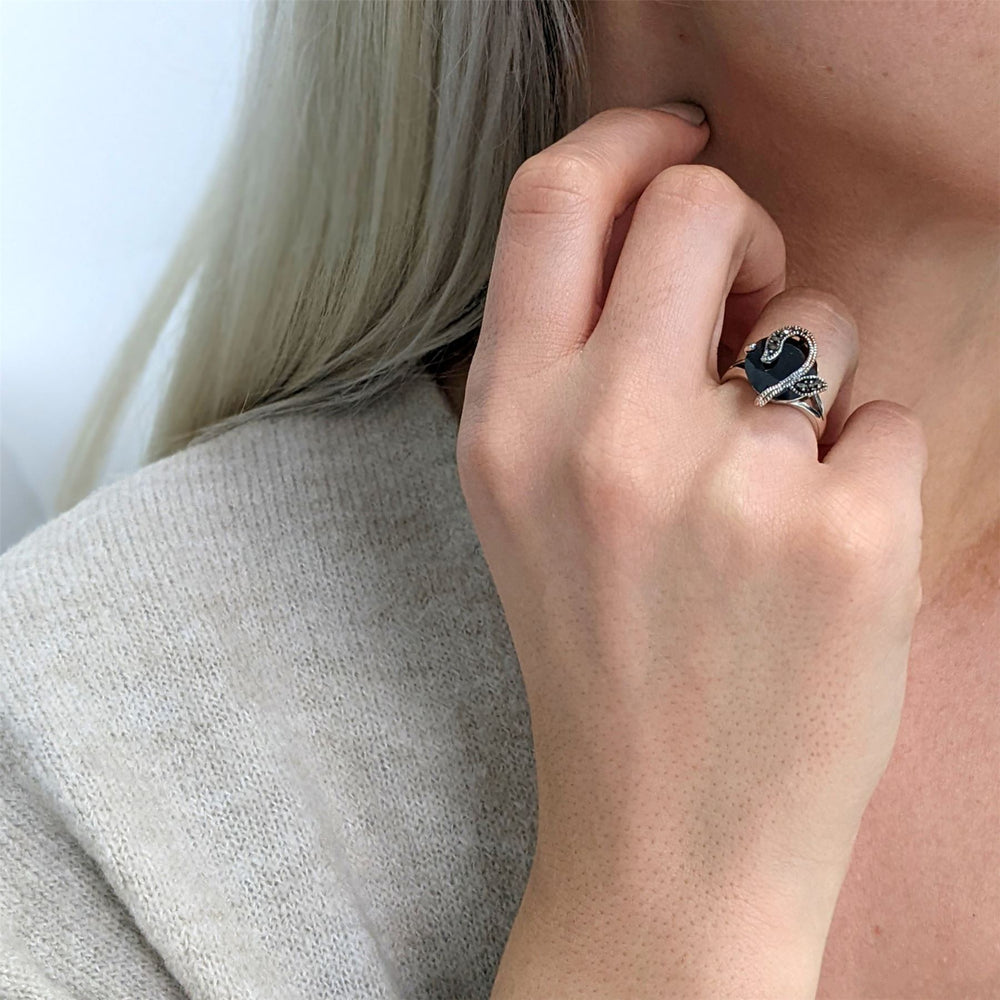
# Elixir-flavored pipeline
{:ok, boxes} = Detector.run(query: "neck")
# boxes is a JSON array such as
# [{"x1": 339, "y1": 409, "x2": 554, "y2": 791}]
[
  {"x1": 812, "y1": 228, "x2": 998, "y2": 601},
  {"x1": 726, "y1": 148, "x2": 1000, "y2": 602}
]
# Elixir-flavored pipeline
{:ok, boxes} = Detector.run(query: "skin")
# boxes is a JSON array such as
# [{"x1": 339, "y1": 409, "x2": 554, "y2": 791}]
[
  {"x1": 436, "y1": 2, "x2": 1000, "y2": 994},
  {"x1": 465, "y1": 109, "x2": 921, "y2": 999},
  {"x1": 439, "y1": 0, "x2": 999, "y2": 605}
]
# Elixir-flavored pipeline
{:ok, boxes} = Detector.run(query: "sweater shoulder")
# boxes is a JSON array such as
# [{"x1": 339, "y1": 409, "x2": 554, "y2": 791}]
[
  {"x1": 3, "y1": 370, "x2": 457, "y2": 579},
  {"x1": 0, "y1": 370, "x2": 468, "y2": 712},
  {"x1": 0, "y1": 372, "x2": 533, "y2": 999}
]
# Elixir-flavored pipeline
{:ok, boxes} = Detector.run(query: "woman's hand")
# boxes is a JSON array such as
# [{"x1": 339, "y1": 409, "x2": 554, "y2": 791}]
[{"x1": 455, "y1": 107, "x2": 927, "y2": 998}]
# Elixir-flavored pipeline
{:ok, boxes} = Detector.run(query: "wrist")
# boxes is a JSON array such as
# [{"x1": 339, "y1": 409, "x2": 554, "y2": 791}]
[{"x1": 493, "y1": 856, "x2": 838, "y2": 1000}]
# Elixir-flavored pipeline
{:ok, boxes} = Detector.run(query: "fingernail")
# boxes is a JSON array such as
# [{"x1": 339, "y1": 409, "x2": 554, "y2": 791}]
[{"x1": 652, "y1": 101, "x2": 707, "y2": 126}]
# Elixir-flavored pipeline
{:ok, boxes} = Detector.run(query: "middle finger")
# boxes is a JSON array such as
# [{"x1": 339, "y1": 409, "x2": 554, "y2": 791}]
[{"x1": 588, "y1": 165, "x2": 786, "y2": 403}]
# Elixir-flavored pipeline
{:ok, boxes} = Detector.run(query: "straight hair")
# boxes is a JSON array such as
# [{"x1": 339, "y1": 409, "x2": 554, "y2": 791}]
[{"x1": 55, "y1": 0, "x2": 591, "y2": 514}]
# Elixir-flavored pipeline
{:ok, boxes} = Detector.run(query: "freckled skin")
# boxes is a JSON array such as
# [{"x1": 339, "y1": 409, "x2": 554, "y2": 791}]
[
  {"x1": 449, "y1": 4, "x2": 998, "y2": 996},
  {"x1": 567, "y1": 3, "x2": 1000, "y2": 996}
]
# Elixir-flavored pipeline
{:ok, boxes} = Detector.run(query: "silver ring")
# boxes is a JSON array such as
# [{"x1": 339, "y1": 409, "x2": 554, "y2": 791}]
[{"x1": 719, "y1": 325, "x2": 829, "y2": 440}]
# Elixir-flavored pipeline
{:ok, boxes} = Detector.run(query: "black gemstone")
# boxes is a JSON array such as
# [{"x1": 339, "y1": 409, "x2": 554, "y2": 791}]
[{"x1": 743, "y1": 337, "x2": 816, "y2": 401}]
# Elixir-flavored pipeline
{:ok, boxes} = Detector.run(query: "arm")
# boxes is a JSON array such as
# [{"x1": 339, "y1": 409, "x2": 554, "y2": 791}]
[{"x1": 490, "y1": 855, "x2": 839, "y2": 999}]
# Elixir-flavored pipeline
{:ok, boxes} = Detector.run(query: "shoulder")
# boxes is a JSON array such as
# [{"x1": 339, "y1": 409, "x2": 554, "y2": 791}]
[
  {"x1": 0, "y1": 369, "x2": 466, "y2": 724},
  {"x1": 0, "y1": 372, "x2": 519, "y2": 999},
  {"x1": 2, "y1": 370, "x2": 457, "y2": 586},
  {"x1": 6, "y1": 370, "x2": 454, "y2": 559}
]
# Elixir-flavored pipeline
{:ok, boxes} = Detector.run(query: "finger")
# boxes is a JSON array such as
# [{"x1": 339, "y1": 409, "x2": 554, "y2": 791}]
[
  {"x1": 821, "y1": 399, "x2": 929, "y2": 513},
  {"x1": 473, "y1": 107, "x2": 709, "y2": 386},
  {"x1": 718, "y1": 288, "x2": 860, "y2": 455},
  {"x1": 587, "y1": 164, "x2": 786, "y2": 401}
]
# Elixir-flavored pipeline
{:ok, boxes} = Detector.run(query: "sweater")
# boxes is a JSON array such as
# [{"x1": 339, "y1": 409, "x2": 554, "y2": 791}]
[{"x1": 0, "y1": 368, "x2": 537, "y2": 1000}]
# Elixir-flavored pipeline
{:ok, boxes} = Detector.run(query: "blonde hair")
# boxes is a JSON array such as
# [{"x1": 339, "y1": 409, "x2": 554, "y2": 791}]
[{"x1": 55, "y1": 0, "x2": 591, "y2": 514}]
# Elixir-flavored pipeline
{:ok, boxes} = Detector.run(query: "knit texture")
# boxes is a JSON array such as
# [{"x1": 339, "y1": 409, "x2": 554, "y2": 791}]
[{"x1": 0, "y1": 370, "x2": 537, "y2": 1000}]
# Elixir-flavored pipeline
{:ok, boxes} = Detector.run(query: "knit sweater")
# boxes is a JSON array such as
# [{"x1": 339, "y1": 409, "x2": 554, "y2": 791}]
[{"x1": 0, "y1": 369, "x2": 537, "y2": 1000}]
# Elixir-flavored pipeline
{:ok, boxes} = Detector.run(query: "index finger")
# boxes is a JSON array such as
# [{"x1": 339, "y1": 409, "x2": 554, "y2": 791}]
[{"x1": 474, "y1": 107, "x2": 710, "y2": 382}]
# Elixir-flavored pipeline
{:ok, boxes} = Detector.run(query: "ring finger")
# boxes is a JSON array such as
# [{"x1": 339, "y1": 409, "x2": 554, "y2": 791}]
[{"x1": 718, "y1": 287, "x2": 860, "y2": 455}]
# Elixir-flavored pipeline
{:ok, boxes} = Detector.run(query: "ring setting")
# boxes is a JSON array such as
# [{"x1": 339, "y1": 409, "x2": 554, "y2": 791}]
[{"x1": 721, "y1": 325, "x2": 829, "y2": 434}]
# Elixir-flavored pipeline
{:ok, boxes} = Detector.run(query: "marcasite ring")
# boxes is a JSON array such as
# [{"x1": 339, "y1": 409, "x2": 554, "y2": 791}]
[{"x1": 720, "y1": 325, "x2": 829, "y2": 439}]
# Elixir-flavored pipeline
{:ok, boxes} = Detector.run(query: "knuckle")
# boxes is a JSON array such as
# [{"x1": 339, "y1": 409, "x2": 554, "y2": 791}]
[
  {"x1": 806, "y1": 481, "x2": 905, "y2": 586},
  {"x1": 505, "y1": 147, "x2": 605, "y2": 220},
  {"x1": 864, "y1": 399, "x2": 927, "y2": 446},
  {"x1": 693, "y1": 454, "x2": 766, "y2": 569},
  {"x1": 566, "y1": 421, "x2": 659, "y2": 538},
  {"x1": 641, "y1": 162, "x2": 744, "y2": 215},
  {"x1": 855, "y1": 400, "x2": 929, "y2": 483}
]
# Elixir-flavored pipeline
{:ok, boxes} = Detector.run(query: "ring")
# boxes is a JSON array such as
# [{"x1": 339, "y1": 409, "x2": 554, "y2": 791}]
[{"x1": 720, "y1": 325, "x2": 829, "y2": 439}]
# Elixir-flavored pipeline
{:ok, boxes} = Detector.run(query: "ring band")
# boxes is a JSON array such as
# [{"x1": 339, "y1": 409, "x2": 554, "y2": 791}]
[{"x1": 720, "y1": 325, "x2": 829, "y2": 439}]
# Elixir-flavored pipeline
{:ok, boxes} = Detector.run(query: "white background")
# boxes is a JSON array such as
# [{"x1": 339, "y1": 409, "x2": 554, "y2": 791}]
[{"x1": 1, "y1": 0, "x2": 251, "y2": 553}]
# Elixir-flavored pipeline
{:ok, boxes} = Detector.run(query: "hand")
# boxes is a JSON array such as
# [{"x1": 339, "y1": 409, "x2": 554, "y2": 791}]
[{"x1": 455, "y1": 107, "x2": 927, "y2": 995}]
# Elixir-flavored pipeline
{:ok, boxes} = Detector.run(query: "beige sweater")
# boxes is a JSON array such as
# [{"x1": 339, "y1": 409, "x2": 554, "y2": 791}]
[{"x1": 0, "y1": 370, "x2": 537, "y2": 999}]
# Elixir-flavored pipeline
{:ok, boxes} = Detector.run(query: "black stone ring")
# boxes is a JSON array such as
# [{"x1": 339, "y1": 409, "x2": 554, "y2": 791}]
[{"x1": 719, "y1": 325, "x2": 829, "y2": 440}]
